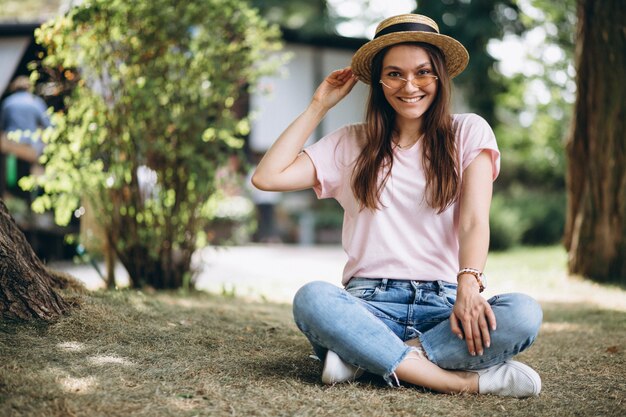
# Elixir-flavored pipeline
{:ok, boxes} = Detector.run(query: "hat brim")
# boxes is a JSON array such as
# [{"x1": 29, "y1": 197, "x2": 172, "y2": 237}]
[{"x1": 351, "y1": 32, "x2": 469, "y2": 84}]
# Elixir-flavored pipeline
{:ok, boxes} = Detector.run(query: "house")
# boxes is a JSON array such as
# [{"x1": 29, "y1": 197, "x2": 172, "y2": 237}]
[
  {"x1": 0, "y1": 23, "x2": 41, "y2": 98},
  {"x1": 250, "y1": 28, "x2": 368, "y2": 153},
  {"x1": 1, "y1": 14, "x2": 369, "y2": 246},
  {"x1": 249, "y1": 28, "x2": 368, "y2": 244}
]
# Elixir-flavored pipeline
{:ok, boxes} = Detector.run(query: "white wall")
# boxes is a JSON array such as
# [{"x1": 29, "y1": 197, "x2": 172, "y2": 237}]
[
  {"x1": 0, "y1": 37, "x2": 30, "y2": 94},
  {"x1": 249, "y1": 43, "x2": 369, "y2": 152},
  {"x1": 320, "y1": 48, "x2": 369, "y2": 136}
]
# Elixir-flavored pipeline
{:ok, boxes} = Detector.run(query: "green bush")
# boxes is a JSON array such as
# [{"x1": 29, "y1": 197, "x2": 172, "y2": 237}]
[
  {"x1": 313, "y1": 198, "x2": 344, "y2": 230},
  {"x1": 489, "y1": 190, "x2": 566, "y2": 251},
  {"x1": 489, "y1": 195, "x2": 526, "y2": 251},
  {"x1": 22, "y1": 0, "x2": 284, "y2": 289},
  {"x1": 516, "y1": 191, "x2": 565, "y2": 245}
]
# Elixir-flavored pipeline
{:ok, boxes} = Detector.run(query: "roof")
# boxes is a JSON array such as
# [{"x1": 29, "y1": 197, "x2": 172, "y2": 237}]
[
  {"x1": 0, "y1": 22, "x2": 367, "y2": 51},
  {"x1": 0, "y1": 22, "x2": 41, "y2": 36},
  {"x1": 281, "y1": 28, "x2": 367, "y2": 50}
]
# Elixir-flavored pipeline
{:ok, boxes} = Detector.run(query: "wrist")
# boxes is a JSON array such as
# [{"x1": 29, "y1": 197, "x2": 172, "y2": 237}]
[
  {"x1": 457, "y1": 274, "x2": 481, "y2": 292},
  {"x1": 456, "y1": 268, "x2": 486, "y2": 292},
  {"x1": 308, "y1": 99, "x2": 330, "y2": 116}
]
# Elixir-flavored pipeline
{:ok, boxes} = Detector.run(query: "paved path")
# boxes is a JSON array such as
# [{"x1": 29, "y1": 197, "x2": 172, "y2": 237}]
[
  {"x1": 50, "y1": 244, "x2": 626, "y2": 312},
  {"x1": 50, "y1": 245, "x2": 348, "y2": 303}
]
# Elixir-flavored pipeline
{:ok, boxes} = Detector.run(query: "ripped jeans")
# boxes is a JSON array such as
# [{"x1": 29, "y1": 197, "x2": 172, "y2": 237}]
[{"x1": 292, "y1": 278, "x2": 542, "y2": 385}]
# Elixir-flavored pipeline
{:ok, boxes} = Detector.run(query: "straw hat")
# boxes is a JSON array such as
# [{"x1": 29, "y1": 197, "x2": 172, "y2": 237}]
[{"x1": 351, "y1": 14, "x2": 469, "y2": 84}]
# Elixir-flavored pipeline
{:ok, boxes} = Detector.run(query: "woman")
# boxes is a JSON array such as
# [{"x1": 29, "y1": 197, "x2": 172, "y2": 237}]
[{"x1": 252, "y1": 14, "x2": 542, "y2": 397}]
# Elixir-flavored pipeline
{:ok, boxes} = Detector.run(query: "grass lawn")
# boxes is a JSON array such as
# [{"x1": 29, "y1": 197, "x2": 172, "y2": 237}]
[{"x1": 1, "y1": 246, "x2": 625, "y2": 416}]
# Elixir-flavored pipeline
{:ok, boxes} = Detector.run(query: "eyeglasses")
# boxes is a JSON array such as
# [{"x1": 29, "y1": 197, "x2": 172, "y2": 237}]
[{"x1": 379, "y1": 74, "x2": 439, "y2": 90}]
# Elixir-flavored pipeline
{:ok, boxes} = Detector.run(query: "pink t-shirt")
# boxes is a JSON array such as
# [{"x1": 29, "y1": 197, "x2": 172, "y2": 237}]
[{"x1": 304, "y1": 113, "x2": 500, "y2": 286}]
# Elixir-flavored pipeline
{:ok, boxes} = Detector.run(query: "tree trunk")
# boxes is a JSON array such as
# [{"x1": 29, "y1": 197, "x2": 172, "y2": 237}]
[
  {"x1": 0, "y1": 199, "x2": 76, "y2": 320},
  {"x1": 564, "y1": 0, "x2": 626, "y2": 282},
  {"x1": 104, "y1": 234, "x2": 117, "y2": 289}
]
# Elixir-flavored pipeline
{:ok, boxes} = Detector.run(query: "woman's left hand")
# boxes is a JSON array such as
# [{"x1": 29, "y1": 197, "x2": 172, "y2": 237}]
[{"x1": 449, "y1": 276, "x2": 497, "y2": 356}]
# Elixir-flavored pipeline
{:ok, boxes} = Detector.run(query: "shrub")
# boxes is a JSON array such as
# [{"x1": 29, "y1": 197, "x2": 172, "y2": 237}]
[
  {"x1": 489, "y1": 190, "x2": 566, "y2": 250},
  {"x1": 489, "y1": 195, "x2": 526, "y2": 251},
  {"x1": 516, "y1": 191, "x2": 565, "y2": 245},
  {"x1": 22, "y1": 0, "x2": 284, "y2": 289}
]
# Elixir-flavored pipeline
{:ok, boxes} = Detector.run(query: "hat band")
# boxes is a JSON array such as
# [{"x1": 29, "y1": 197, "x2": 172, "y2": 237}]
[{"x1": 374, "y1": 22, "x2": 438, "y2": 39}]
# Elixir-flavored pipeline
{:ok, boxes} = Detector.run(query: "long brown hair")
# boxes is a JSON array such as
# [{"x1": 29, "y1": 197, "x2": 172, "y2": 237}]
[{"x1": 351, "y1": 42, "x2": 459, "y2": 213}]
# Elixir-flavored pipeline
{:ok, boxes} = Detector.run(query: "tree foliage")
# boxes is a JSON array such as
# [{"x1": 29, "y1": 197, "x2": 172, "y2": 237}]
[
  {"x1": 415, "y1": 0, "x2": 524, "y2": 125},
  {"x1": 250, "y1": 0, "x2": 333, "y2": 34},
  {"x1": 493, "y1": 0, "x2": 576, "y2": 190},
  {"x1": 23, "y1": 0, "x2": 284, "y2": 289}
]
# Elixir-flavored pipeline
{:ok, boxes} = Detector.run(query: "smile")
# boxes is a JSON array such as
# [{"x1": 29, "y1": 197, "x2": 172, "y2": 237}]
[{"x1": 398, "y1": 96, "x2": 424, "y2": 103}]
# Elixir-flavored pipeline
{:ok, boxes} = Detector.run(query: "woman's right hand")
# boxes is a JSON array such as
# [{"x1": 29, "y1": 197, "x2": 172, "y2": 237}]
[{"x1": 312, "y1": 67, "x2": 359, "y2": 111}]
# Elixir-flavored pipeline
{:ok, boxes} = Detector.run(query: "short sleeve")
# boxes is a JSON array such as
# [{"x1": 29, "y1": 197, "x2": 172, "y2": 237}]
[
  {"x1": 455, "y1": 113, "x2": 500, "y2": 180},
  {"x1": 303, "y1": 125, "x2": 361, "y2": 199}
]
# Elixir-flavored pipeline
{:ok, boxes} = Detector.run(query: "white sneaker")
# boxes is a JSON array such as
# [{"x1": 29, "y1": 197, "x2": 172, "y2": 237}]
[
  {"x1": 477, "y1": 360, "x2": 541, "y2": 397},
  {"x1": 321, "y1": 350, "x2": 364, "y2": 384}
]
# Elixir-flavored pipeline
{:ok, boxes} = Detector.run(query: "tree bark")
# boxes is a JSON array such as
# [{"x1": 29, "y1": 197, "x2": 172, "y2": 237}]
[
  {"x1": 0, "y1": 199, "x2": 77, "y2": 320},
  {"x1": 564, "y1": 0, "x2": 626, "y2": 282}
]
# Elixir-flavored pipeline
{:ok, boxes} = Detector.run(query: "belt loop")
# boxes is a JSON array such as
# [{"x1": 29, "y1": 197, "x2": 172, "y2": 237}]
[
  {"x1": 380, "y1": 278, "x2": 388, "y2": 291},
  {"x1": 435, "y1": 280, "x2": 444, "y2": 296}
]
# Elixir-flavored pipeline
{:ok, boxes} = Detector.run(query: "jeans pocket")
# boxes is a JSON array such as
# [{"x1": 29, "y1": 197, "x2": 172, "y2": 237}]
[
  {"x1": 346, "y1": 285, "x2": 380, "y2": 301},
  {"x1": 422, "y1": 283, "x2": 456, "y2": 308},
  {"x1": 440, "y1": 285, "x2": 457, "y2": 308}
]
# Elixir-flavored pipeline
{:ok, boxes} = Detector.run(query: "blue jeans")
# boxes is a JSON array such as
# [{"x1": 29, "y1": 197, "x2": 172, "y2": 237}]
[{"x1": 293, "y1": 278, "x2": 542, "y2": 384}]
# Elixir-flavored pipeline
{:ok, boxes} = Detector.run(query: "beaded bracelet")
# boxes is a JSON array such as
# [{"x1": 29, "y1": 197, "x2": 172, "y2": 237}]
[{"x1": 456, "y1": 267, "x2": 486, "y2": 292}]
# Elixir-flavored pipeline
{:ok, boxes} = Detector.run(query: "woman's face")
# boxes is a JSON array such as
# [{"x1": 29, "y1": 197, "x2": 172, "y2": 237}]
[{"x1": 380, "y1": 44, "x2": 438, "y2": 124}]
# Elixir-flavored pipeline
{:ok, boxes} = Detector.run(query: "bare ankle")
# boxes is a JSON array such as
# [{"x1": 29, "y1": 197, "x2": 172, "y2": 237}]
[{"x1": 461, "y1": 370, "x2": 479, "y2": 393}]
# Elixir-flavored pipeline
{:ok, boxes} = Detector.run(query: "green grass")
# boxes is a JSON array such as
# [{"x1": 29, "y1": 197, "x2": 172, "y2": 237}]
[
  {"x1": 1, "y1": 246, "x2": 625, "y2": 417},
  {"x1": 487, "y1": 246, "x2": 626, "y2": 311}
]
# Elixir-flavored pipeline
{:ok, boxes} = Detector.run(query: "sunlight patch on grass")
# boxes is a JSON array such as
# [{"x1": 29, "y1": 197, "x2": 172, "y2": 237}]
[
  {"x1": 159, "y1": 296, "x2": 217, "y2": 309},
  {"x1": 128, "y1": 295, "x2": 155, "y2": 314},
  {"x1": 57, "y1": 374, "x2": 97, "y2": 395},
  {"x1": 540, "y1": 321, "x2": 587, "y2": 333},
  {"x1": 56, "y1": 341, "x2": 86, "y2": 352},
  {"x1": 88, "y1": 355, "x2": 134, "y2": 366},
  {"x1": 487, "y1": 246, "x2": 626, "y2": 312}
]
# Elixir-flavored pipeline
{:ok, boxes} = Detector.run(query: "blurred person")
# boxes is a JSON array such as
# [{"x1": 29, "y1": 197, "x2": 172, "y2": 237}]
[
  {"x1": 1, "y1": 75, "x2": 50, "y2": 195},
  {"x1": 252, "y1": 14, "x2": 542, "y2": 397},
  {"x1": 1, "y1": 76, "x2": 50, "y2": 159}
]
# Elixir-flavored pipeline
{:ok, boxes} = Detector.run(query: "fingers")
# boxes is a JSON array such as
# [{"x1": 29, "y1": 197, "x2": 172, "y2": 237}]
[
  {"x1": 478, "y1": 315, "x2": 491, "y2": 350},
  {"x1": 453, "y1": 312, "x2": 479, "y2": 357},
  {"x1": 340, "y1": 74, "x2": 359, "y2": 94},
  {"x1": 485, "y1": 303, "x2": 497, "y2": 331},
  {"x1": 315, "y1": 68, "x2": 358, "y2": 108},
  {"x1": 331, "y1": 67, "x2": 354, "y2": 78},
  {"x1": 449, "y1": 313, "x2": 464, "y2": 340},
  {"x1": 463, "y1": 318, "x2": 477, "y2": 356},
  {"x1": 474, "y1": 299, "x2": 496, "y2": 354},
  {"x1": 327, "y1": 67, "x2": 357, "y2": 86},
  {"x1": 477, "y1": 303, "x2": 496, "y2": 353},
  {"x1": 472, "y1": 318, "x2": 485, "y2": 355},
  {"x1": 456, "y1": 302, "x2": 495, "y2": 356}
]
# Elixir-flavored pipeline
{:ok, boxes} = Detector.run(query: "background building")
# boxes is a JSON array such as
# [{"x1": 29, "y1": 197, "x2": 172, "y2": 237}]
[{"x1": 248, "y1": 29, "x2": 367, "y2": 244}]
